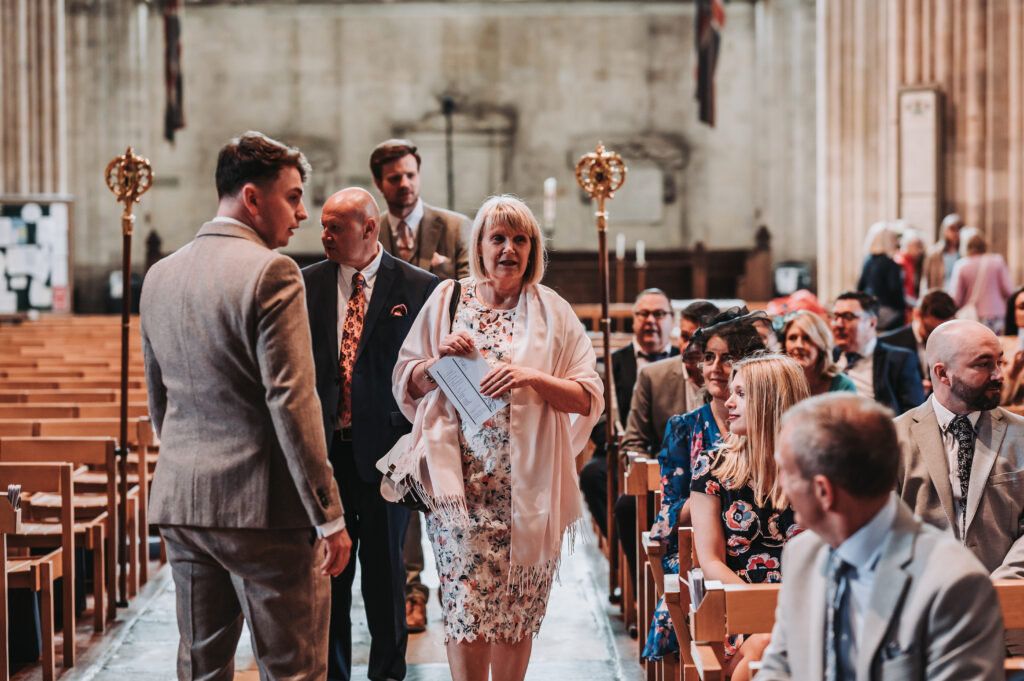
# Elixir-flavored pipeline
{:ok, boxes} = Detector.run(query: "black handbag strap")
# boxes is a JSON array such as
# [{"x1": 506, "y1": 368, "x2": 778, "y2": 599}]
[{"x1": 448, "y1": 280, "x2": 461, "y2": 329}]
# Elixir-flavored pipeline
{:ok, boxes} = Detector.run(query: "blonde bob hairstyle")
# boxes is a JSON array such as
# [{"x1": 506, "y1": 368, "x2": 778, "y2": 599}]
[
  {"x1": 711, "y1": 354, "x2": 810, "y2": 509},
  {"x1": 468, "y1": 195, "x2": 547, "y2": 287},
  {"x1": 781, "y1": 310, "x2": 841, "y2": 379}
]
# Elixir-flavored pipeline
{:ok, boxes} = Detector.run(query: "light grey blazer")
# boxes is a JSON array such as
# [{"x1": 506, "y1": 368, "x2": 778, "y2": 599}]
[
  {"x1": 622, "y1": 357, "x2": 695, "y2": 455},
  {"x1": 895, "y1": 397, "x2": 1024, "y2": 579},
  {"x1": 755, "y1": 499, "x2": 1004, "y2": 681},
  {"x1": 141, "y1": 221, "x2": 343, "y2": 530}
]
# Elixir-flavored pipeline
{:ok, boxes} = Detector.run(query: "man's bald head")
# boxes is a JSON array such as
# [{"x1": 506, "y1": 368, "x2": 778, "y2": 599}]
[
  {"x1": 320, "y1": 187, "x2": 381, "y2": 269},
  {"x1": 926, "y1": 319, "x2": 1004, "y2": 413}
]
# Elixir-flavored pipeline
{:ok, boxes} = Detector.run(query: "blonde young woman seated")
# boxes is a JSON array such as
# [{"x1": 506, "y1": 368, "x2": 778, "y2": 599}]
[
  {"x1": 781, "y1": 310, "x2": 856, "y2": 396},
  {"x1": 689, "y1": 355, "x2": 810, "y2": 681}
]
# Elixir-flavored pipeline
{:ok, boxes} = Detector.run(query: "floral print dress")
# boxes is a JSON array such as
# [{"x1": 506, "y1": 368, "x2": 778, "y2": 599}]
[
  {"x1": 642, "y1": 402, "x2": 722, "y2": 661},
  {"x1": 424, "y1": 280, "x2": 555, "y2": 643},
  {"x1": 689, "y1": 448, "x2": 802, "y2": 655}
]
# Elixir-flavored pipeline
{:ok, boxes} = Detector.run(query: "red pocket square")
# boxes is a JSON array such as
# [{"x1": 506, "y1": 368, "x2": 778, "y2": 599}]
[{"x1": 390, "y1": 304, "x2": 408, "y2": 317}]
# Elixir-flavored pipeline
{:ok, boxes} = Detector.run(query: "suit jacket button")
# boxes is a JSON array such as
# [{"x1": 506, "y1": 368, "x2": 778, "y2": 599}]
[{"x1": 317, "y1": 489, "x2": 329, "y2": 507}]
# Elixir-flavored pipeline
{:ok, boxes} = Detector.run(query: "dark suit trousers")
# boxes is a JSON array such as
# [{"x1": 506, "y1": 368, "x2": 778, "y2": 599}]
[
  {"x1": 161, "y1": 525, "x2": 329, "y2": 681},
  {"x1": 328, "y1": 433, "x2": 409, "y2": 681},
  {"x1": 580, "y1": 452, "x2": 608, "y2": 536}
]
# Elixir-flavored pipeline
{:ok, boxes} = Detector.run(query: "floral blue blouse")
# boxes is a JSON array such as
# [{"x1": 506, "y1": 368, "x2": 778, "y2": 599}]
[
  {"x1": 649, "y1": 402, "x2": 723, "y2": 573},
  {"x1": 642, "y1": 402, "x2": 722, "y2": 661}
]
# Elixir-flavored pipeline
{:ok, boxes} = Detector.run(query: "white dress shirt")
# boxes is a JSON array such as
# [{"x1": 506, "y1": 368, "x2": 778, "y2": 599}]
[
  {"x1": 833, "y1": 493, "x2": 898, "y2": 680},
  {"x1": 931, "y1": 395, "x2": 981, "y2": 538},
  {"x1": 837, "y1": 337, "x2": 876, "y2": 398},
  {"x1": 632, "y1": 338, "x2": 673, "y2": 372},
  {"x1": 387, "y1": 198, "x2": 424, "y2": 241}
]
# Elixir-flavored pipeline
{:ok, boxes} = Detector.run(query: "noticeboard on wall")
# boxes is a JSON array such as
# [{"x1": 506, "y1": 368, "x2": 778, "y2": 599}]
[{"x1": 0, "y1": 198, "x2": 72, "y2": 313}]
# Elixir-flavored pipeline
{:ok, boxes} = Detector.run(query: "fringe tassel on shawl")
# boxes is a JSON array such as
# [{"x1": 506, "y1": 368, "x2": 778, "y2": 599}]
[
  {"x1": 505, "y1": 515, "x2": 586, "y2": 594},
  {"x1": 406, "y1": 475, "x2": 470, "y2": 527}
]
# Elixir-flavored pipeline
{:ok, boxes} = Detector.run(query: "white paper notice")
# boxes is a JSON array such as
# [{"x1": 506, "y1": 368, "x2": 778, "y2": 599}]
[
  {"x1": 0, "y1": 289, "x2": 16, "y2": 314},
  {"x1": 5, "y1": 246, "x2": 39, "y2": 276},
  {"x1": 428, "y1": 350, "x2": 509, "y2": 430},
  {"x1": 0, "y1": 218, "x2": 12, "y2": 246},
  {"x1": 28, "y1": 280, "x2": 52, "y2": 308},
  {"x1": 8, "y1": 276, "x2": 27, "y2": 291}
]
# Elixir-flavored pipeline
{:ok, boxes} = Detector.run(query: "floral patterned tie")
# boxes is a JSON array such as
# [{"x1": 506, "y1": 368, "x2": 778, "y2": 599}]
[
  {"x1": 395, "y1": 220, "x2": 415, "y2": 262},
  {"x1": 338, "y1": 272, "x2": 366, "y2": 425},
  {"x1": 950, "y1": 414, "x2": 975, "y2": 531}
]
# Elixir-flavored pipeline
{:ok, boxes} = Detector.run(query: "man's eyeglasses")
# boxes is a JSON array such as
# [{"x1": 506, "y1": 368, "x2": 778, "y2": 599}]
[
  {"x1": 700, "y1": 351, "x2": 735, "y2": 370},
  {"x1": 635, "y1": 310, "x2": 672, "y2": 320},
  {"x1": 829, "y1": 312, "x2": 866, "y2": 323}
]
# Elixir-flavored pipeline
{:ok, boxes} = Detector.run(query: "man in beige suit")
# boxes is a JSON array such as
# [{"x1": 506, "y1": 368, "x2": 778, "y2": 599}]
[
  {"x1": 370, "y1": 138, "x2": 470, "y2": 631},
  {"x1": 758, "y1": 393, "x2": 1003, "y2": 681},
  {"x1": 371, "y1": 139, "x2": 470, "y2": 281},
  {"x1": 895, "y1": 319, "x2": 1024, "y2": 652},
  {"x1": 141, "y1": 132, "x2": 350, "y2": 681}
]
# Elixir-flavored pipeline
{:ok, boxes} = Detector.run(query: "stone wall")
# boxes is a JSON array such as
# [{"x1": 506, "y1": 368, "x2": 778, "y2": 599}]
[{"x1": 63, "y1": 0, "x2": 817, "y2": 311}]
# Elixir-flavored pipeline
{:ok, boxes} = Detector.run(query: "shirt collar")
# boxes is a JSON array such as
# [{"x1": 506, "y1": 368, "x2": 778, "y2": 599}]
[
  {"x1": 857, "y1": 337, "x2": 877, "y2": 358},
  {"x1": 633, "y1": 339, "x2": 672, "y2": 359},
  {"x1": 835, "y1": 493, "x2": 898, "y2": 573},
  {"x1": 388, "y1": 198, "x2": 424, "y2": 233},
  {"x1": 338, "y1": 242, "x2": 383, "y2": 288},
  {"x1": 931, "y1": 394, "x2": 982, "y2": 433}
]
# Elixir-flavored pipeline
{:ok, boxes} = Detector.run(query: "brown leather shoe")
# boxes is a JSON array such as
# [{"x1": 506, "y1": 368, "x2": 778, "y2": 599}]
[{"x1": 406, "y1": 598, "x2": 427, "y2": 633}]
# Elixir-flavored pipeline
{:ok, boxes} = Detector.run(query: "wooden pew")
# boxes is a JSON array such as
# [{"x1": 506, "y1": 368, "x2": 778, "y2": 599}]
[
  {"x1": 0, "y1": 437, "x2": 118, "y2": 624},
  {"x1": 1, "y1": 462, "x2": 76, "y2": 681},
  {"x1": 996, "y1": 580, "x2": 1024, "y2": 676}
]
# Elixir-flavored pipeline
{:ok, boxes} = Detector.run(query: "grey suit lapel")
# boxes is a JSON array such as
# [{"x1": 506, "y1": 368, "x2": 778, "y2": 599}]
[
  {"x1": 911, "y1": 403, "x2": 957, "y2": 530},
  {"x1": 856, "y1": 502, "x2": 914, "y2": 680},
  {"x1": 965, "y1": 409, "x2": 1007, "y2": 534},
  {"x1": 356, "y1": 252, "x2": 396, "y2": 363},
  {"x1": 417, "y1": 206, "x2": 443, "y2": 269}
]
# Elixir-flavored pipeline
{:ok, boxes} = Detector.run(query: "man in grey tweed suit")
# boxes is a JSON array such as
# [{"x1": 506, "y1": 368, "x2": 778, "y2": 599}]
[{"x1": 141, "y1": 131, "x2": 350, "y2": 681}]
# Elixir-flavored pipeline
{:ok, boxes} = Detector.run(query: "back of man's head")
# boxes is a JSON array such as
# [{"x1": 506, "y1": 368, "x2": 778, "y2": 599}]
[
  {"x1": 918, "y1": 290, "x2": 957, "y2": 321},
  {"x1": 369, "y1": 139, "x2": 421, "y2": 181},
  {"x1": 781, "y1": 393, "x2": 898, "y2": 499},
  {"x1": 215, "y1": 131, "x2": 311, "y2": 199}
]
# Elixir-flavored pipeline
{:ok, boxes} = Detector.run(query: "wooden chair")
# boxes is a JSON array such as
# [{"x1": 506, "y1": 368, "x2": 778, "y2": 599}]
[
  {"x1": 995, "y1": 579, "x2": 1024, "y2": 677},
  {"x1": 0, "y1": 437, "x2": 117, "y2": 624},
  {"x1": 686, "y1": 578, "x2": 780, "y2": 681},
  {"x1": 1, "y1": 462, "x2": 76, "y2": 681}
]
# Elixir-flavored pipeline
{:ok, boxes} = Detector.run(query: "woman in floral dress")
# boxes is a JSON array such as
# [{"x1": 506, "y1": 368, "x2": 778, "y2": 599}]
[
  {"x1": 690, "y1": 354, "x2": 809, "y2": 681},
  {"x1": 393, "y1": 196, "x2": 603, "y2": 681},
  {"x1": 642, "y1": 310, "x2": 768, "y2": 661}
]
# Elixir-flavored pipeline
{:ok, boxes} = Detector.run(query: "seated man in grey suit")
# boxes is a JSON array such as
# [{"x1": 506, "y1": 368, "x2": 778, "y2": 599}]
[
  {"x1": 759, "y1": 392, "x2": 1003, "y2": 681},
  {"x1": 141, "y1": 131, "x2": 350, "y2": 681},
  {"x1": 830, "y1": 291, "x2": 925, "y2": 415},
  {"x1": 879, "y1": 289, "x2": 957, "y2": 394},
  {"x1": 895, "y1": 319, "x2": 1024, "y2": 652}
]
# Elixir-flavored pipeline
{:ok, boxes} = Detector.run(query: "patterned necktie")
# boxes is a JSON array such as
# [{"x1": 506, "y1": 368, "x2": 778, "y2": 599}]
[
  {"x1": 395, "y1": 220, "x2": 415, "y2": 262},
  {"x1": 338, "y1": 273, "x2": 366, "y2": 426},
  {"x1": 824, "y1": 551, "x2": 851, "y2": 681},
  {"x1": 949, "y1": 414, "x2": 975, "y2": 529}
]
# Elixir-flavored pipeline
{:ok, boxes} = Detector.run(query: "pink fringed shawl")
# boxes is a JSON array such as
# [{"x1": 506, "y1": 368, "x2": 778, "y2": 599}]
[{"x1": 391, "y1": 278, "x2": 604, "y2": 586}]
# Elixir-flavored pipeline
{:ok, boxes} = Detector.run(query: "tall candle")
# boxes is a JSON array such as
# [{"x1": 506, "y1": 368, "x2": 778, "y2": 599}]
[
  {"x1": 543, "y1": 177, "x2": 557, "y2": 228},
  {"x1": 636, "y1": 239, "x2": 646, "y2": 266},
  {"x1": 616, "y1": 233, "x2": 626, "y2": 260}
]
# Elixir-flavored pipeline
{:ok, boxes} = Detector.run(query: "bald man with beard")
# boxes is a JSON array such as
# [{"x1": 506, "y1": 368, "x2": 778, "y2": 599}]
[
  {"x1": 303, "y1": 188, "x2": 439, "y2": 681},
  {"x1": 895, "y1": 319, "x2": 1024, "y2": 653}
]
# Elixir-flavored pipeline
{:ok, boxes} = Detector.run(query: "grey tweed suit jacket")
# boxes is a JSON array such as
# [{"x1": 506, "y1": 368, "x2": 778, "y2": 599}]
[
  {"x1": 378, "y1": 203, "x2": 470, "y2": 280},
  {"x1": 895, "y1": 397, "x2": 1024, "y2": 579},
  {"x1": 141, "y1": 220, "x2": 343, "y2": 530},
  {"x1": 756, "y1": 498, "x2": 1004, "y2": 681}
]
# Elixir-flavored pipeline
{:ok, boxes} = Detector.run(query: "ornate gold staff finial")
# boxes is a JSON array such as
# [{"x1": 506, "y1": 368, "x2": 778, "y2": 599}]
[
  {"x1": 574, "y1": 142, "x2": 627, "y2": 599},
  {"x1": 574, "y1": 141, "x2": 626, "y2": 231},
  {"x1": 105, "y1": 147, "x2": 154, "y2": 236}
]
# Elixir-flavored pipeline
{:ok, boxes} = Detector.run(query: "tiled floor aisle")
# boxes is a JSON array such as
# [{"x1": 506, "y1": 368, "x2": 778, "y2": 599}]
[{"x1": 15, "y1": 524, "x2": 645, "y2": 681}]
